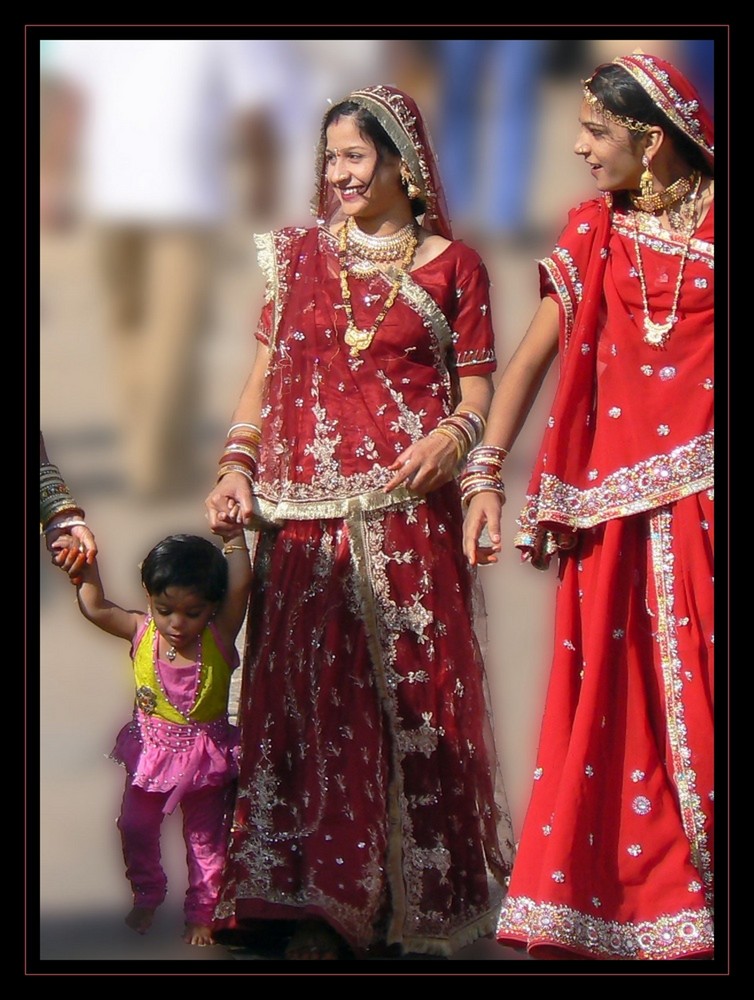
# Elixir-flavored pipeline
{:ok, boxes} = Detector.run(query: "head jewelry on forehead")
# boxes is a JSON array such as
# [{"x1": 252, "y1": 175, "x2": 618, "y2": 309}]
[
  {"x1": 583, "y1": 77, "x2": 651, "y2": 133},
  {"x1": 583, "y1": 53, "x2": 714, "y2": 166}
]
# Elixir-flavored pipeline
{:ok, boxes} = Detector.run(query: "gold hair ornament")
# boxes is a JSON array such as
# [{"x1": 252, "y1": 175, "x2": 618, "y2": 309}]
[{"x1": 583, "y1": 79, "x2": 651, "y2": 133}]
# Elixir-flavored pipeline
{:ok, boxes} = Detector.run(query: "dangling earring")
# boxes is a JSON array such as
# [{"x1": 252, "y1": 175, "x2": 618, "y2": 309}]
[
  {"x1": 640, "y1": 154, "x2": 654, "y2": 200},
  {"x1": 400, "y1": 160, "x2": 421, "y2": 200}
]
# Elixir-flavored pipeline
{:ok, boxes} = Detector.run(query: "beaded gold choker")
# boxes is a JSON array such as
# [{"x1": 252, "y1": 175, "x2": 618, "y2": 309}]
[
  {"x1": 339, "y1": 217, "x2": 418, "y2": 356},
  {"x1": 630, "y1": 171, "x2": 699, "y2": 215},
  {"x1": 346, "y1": 218, "x2": 418, "y2": 262}
]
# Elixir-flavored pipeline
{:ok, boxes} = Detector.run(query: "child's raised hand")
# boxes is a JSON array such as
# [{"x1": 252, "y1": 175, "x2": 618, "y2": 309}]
[
  {"x1": 208, "y1": 495, "x2": 246, "y2": 541},
  {"x1": 52, "y1": 540, "x2": 90, "y2": 586}
]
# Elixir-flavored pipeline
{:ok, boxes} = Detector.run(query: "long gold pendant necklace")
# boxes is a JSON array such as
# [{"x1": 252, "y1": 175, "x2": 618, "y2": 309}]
[
  {"x1": 339, "y1": 217, "x2": 418, "y2": 357},
  {"x1": 632, "y1": 172, "x2": 702, "y2": 349}
]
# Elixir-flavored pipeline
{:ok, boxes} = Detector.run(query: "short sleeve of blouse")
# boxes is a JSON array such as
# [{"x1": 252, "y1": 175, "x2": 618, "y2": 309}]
[
  {"x1": 451, "y1": 253, "x2": 497, "y2": 377},
  {"x1": 537, "y1": 198, "x2": 605, "y2": 341}
]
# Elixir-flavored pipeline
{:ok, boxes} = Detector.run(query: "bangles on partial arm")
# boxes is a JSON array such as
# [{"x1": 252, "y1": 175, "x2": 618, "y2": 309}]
[
  {"x1": 216, "y1": 422, "x2": 262, "y2": 484},
  {"x1": 40, "y1": 462, "x2": 86, "y2": 532},
  {"x1": 458, "y1": 445, "x2": 509, "y2": 506},
  {"x1": 428, "y1": 405, "x2": 487, "y2": 467}
]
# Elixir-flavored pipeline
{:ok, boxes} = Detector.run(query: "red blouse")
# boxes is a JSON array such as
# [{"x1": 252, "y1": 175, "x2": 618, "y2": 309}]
[{"x1": 252, "y1": 225, "x2": 498, "y2": 513}]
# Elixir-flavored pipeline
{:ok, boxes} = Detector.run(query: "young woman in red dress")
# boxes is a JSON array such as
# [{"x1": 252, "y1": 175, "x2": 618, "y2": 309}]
[
  {"x1": 205, "y1": 85, "x2": 514, "y2": 960},
  {"x1": 464, "y1": 53, "x2": 715, "y2": 960}
]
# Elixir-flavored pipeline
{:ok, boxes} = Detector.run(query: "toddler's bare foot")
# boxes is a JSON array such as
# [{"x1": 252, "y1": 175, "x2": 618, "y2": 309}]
[
  {"x1": 125, "y1": 905, "x2": 155, "y2": 935},
  {"x1": 183, "y1": 921, "x2": 214, "y2": 946}
]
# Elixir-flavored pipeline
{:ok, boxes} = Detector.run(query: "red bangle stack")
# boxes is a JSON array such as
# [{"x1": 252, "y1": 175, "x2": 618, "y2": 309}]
[
  {"x1": 459, "y1": 444, "x2": 508, "y2": 506},
  {"x1": 216, "y1": 422, "x2": 262, "y2": 484}
]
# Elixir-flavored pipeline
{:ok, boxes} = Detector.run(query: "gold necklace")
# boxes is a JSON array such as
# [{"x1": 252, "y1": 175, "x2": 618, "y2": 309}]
[
  {"x1": 629, "y1": 171, "x2": 698, "y2": 215},
  {"x1": 632, "y1": 173, "x2": 702, "y2": 349},
  {"x1": 668, "y1": 176, "x2": 708, "y2": 233},
  {"x1": 346, "y1": 218, "x2": 417, "y2": 262},
  {"x1": 339, "y1": 217, "x2": 418, "y2": 356}
]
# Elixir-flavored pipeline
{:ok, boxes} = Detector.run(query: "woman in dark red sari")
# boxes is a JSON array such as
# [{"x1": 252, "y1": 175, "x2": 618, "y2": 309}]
[
  {"x1": 205, "y1": 85, "x2": 514, "y2": 959},
  {"x1": 464, "y1": 53, "x2": 714, "y2": 960}
]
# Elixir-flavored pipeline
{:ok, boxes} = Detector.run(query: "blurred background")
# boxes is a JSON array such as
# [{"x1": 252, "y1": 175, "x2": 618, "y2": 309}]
[{"x1": 35, "y1": 35, "x2": 717, "y2": 964}]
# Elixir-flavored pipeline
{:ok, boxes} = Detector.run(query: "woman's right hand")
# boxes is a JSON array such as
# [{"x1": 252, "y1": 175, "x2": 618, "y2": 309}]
[
  {"x1": 205, "y1": 472, "x2": 253, "y2": 539},
  {"x1": 463, "y1": 491, "x2": 505, "y2": 567}
]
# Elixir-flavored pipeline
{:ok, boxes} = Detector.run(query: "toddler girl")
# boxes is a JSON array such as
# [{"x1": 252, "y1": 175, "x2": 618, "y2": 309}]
[{"x1": 57, "y1": 529, "x2": 251, "y2": 946}]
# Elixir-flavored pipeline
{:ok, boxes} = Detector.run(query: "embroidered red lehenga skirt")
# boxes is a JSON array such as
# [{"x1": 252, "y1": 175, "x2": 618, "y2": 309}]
[
  {"x1": 496, "y1": 490, "x2": 715, "y2": 959},
  {"x1": 214, "y1": 484, "x2": 512, "y2": 956}
]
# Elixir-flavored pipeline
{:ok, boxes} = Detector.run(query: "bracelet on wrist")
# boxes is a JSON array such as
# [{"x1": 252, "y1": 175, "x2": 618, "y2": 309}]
[
  {"x1": 459, "y1": 451, "x2": 506, "y2": 506},
  {"x1": 216, "y1": 463, "x2": 256, "y2": 485},
  {"x1": 429, "y1": 424, "x2": 465, "y2": 463},
  {"x1": 467, "y1": 444, "x2": 509, "y2": 465},
  {"x1": 43, "y1": 517, "x2": 88, "y2": 535},
  {"x1": 222, "y1": 541, "x2": 249, "y2": 555}
]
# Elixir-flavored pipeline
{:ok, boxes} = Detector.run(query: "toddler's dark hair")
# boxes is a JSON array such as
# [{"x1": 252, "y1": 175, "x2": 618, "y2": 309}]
[{"x1": 141, "y1": 534, "x2": 228, "y2": 602}]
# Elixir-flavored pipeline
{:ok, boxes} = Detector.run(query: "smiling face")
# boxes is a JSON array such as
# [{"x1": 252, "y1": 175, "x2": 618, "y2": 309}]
[
  {"x1": 148, "y1": 586, "x2": 217, "y2": 655},
  {"x1": 325, "y1": 114, "x2": 406, "y2": 228},
  {"x1": 574, "y1": 100, "x2": 645, "y2": 193}
]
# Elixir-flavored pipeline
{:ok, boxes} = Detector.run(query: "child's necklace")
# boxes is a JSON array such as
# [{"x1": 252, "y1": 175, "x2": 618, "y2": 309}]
[{"x1": 153, "y1": 626, "x2": 204, "y2": 722}]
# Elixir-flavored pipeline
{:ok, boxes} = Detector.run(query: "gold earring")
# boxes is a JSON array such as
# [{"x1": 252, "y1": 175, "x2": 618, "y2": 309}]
[
  {"x1": 640, "y1": 154, "x2": 654, "y2": 199},
  {"x1": 400, "y1": 160, "x2": 421, "y2": 200}
]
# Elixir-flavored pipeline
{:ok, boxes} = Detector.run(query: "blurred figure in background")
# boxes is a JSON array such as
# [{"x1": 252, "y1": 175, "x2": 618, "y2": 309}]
[
  {"x1": 435, "y1": 39, "x2": 550, "y2": 245},
  {"x1": 680, "y1": 39, "x2": 714, "y2": 108},
  {"x1": 39, "y1": 39, "x2": 288, "y2": 499}
]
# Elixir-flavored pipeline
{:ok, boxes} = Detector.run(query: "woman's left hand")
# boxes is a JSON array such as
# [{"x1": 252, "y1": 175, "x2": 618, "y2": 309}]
[{"x1": 384, "y1": 433, "x2": 457, "y2": 495}]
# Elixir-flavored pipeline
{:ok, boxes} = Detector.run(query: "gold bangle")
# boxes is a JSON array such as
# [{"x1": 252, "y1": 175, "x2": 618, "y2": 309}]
[
  {"x1": 222, "y1": 542, "x2": 248, "y2": 555},
  {"x1": 217, "y1": 463, "x2": 255, "y2": 485},
  {"x1": 454, "y1": 402, "x2": 487, "y2": 427},
  {"x1": 430, "y1": 425, "x2": 465, "y2": 463}
]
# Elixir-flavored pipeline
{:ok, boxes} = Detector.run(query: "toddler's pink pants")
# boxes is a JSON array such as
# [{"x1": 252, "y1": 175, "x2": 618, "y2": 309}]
[{"x1": 118, "y1": 780, "x2": 234, "y2": 925}]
